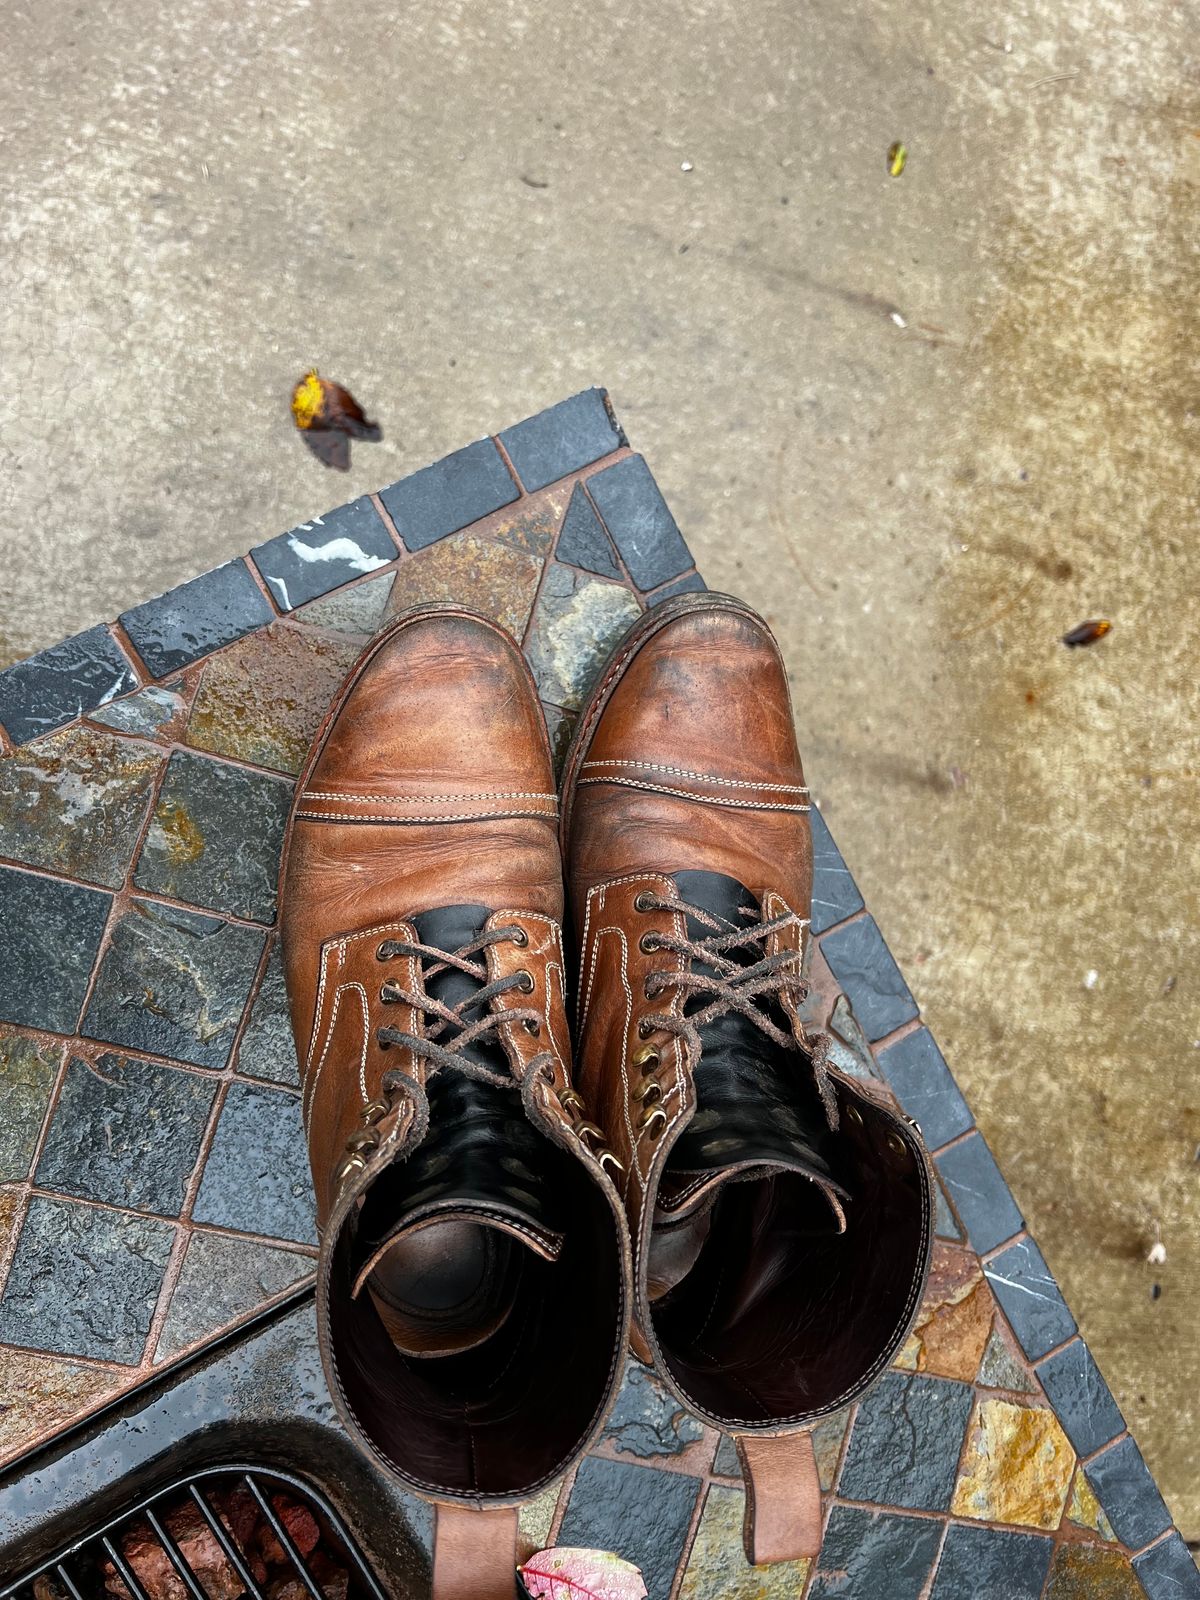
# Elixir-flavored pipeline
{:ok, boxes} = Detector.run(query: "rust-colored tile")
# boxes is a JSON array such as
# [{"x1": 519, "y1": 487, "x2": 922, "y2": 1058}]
[
  {"x1": 0, "y1": 1346, "x2": 126, "y2": 1465},
  {"x1": 895, "y1": 1241, "x2": 994, "y2": 1382},
  {"x1": 383, "y1": 532, "x2": 544, "y2": 639},
  {"x1": 479, "y1": 482, "x2": 573, "y2": 557},
  {"x1": 185, "y1": 624, "x2": 359, "y2": 776},
  {"x1": 1044, "y1": 1541, "x2": 1144, "y2": 1599},
  {"x1": 952, "y1": 1396, "x2": 1075, "y2": 1529}
]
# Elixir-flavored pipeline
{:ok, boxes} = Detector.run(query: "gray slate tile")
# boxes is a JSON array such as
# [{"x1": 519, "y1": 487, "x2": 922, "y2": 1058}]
[
  {"x1": 82, "y1": 898, "x2": 263, "y2": 1070},
  {"x1": 0, "y1": 625, "x2": 138, "y2": 745},
  {"x1": 555, "y1": 482, "x2": 622, "y2": 579},
  {"x1": 1035, "y1": 1338, "x2": 1125, "y2": 1457},
  {"x1": 1085, "y1": 1435, "x2": 1174, "y2": 1551},
  {"x1": 379, "y1": 438, "x2": 518, "y2": 550},
  {"x1": 523, "y1": 564, "x2": 641, "y2": 710},
  {"x1": 250, "y1": 497, "x2": 396, "y2": 611},
  {"x1": 90, "y1": 680, "x2": 186, "y2": 737},
  {"x1": 819, "y1": 913, "x2": 919, "y2": 1042},
  {"x1": 236, "y1": 941, "x2": 300, "y2": 1086},
  {"x1": 0, "y1": 866, "x2": 111, "y2": 1033},
  {"x1": 935, "y1": 1131, "x2": 1023, "y2": 1255},
  {"x1": 120, "y1": 560, "x2": 274, "y2": 677},
  {"x1": 586, "y1": 454, "x2": 691, "y2": 590},
  {"x1": 558, "y1": 1456, "x2": 700, "y2": 1600},
  {"x1": 602, "y1": 1360, "x2": 704, "y2": 1460},
  {"x1": 809, "y1": 806, "x2": 865, "y2": 933},
  {"x1": 499, "y1": 389, "x2": 623, "y2": 492},
  {"x1": 36, "y1": 1053, "x2": 217, "y2": 1218},
  {"x1": 877, "y1": 1026, "x2": 973, "y2": 1151},
  {"x1": 809, "y1": 1506, "x2": 943, "y2": 1600},
  {"x1": 1134, "y1": 1535, "x2": 1200, "y2": 1599},
  {"x1": 838, "y1": 1370, "x2": 973, "y2": 1512},
  {"x1": 192, "y1": 1081, "x2": 316, "y2": 1246},
  {"x1": 133, "y1": 750, "x2": 292, "y2": 925},
  {"x1": 155, "y1": 1231, "x2": 313, "y2": 1361},
  {"x1": 984, "y1": 1237, "x2": 1077, "y2": 1361},
  {"x1": 929, "y1": 1524, "x2": 1053, "y2": 1600},
  {"x1": 0, "y1": 1195, "x2": 174, "y2": 1364},
  {"x1": 0, "y1": 1031, "x2": 61, "y2": 1182}
]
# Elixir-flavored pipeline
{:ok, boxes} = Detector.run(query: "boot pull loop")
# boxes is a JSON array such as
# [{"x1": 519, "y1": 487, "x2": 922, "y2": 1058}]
[
  {"x1": 734, "y1": 1431, "x2": 822, "y2": 1565},
  {"x1": 432, "y1": 1502, "x2": 519, "y2": 1600}
]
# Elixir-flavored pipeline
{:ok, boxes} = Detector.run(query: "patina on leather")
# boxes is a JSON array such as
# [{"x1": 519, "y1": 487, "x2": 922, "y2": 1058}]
[
  {"x1": 560, "y1": 592, "x2": 933, "y2": 1559},
  {"x1": 279, "y1": 606, "x2": 629, "y2": 1518}
]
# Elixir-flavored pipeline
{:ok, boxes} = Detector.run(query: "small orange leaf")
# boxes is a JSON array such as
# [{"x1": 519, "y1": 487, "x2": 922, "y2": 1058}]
[
  {"x1": 519, "y1": 1547, "x2": 647, "y2": 1600},
  {"x1": 1061, "y1": 618, "x2": 1112, "y2": 648},
  {"x1": 290, "y1": 370, "x2": 381, "y2": 440}
]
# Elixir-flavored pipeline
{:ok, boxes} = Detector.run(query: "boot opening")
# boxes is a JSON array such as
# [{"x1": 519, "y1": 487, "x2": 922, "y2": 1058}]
[
  {"x1": 325, "y1": 1143, "x2": 624, "y2": 1499},
  {"x1": 650, "y1": 1097, "x2": 929, "y2": 1426}
]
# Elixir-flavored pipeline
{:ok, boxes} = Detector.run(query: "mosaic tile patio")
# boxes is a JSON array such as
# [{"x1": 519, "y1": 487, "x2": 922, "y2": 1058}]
[{"x1": 0, "y1": 389, "x2": 1194, "y2": 1599}]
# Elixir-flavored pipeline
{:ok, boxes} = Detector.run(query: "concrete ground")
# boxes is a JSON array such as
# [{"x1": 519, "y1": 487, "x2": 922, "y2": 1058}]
[{"x1": 3, "y1": 0, "x2": 1197, "y2": 1534}]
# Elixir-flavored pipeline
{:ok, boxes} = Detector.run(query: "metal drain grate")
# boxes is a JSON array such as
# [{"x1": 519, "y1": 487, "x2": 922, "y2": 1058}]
[{"x1": 4, "y1": 1467, "x2": 388, "y2": 1600}]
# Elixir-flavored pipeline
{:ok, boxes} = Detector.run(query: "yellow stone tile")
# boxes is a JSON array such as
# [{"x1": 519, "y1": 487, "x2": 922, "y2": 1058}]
[
  {"x1": 951, "y1": 1397, "x2": 1075, "y2": 1530},
  {"x1": 0, "y1": 1347, "x2": 126, "y2": 1465},
  {"x1": 1065, "y1": 1466, "x2": 1117, "y2": 1541},
  {"x1": 518, "y1": 1479, "x2": 562, "y2": 1559},
  {"x1": 679, "y1": 1484, "x2": 811, "y2": 1600}
]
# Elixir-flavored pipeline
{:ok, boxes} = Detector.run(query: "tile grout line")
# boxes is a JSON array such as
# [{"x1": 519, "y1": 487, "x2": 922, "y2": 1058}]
[{"x1": 666, "y1": 1476, "x2": 709, "y2": 1600}]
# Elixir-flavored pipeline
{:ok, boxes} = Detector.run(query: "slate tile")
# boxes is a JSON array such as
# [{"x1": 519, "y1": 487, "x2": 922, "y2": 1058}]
[
  {"x1": 679, "y1": 1483, "x2": 809, "y2": 1599},
  {"x1": 557, "y1": 1456, "x2": 700, "y2": 1600},
  {"x1": 541, "y1": 704, "x2": 578, "y2": 783},
  {"x1": 712, "y1": 1433, "x2": 739, "y2": 1477},
  {"x1": 935, "y1": 1131, "x2": 1023, "y2": 1255},
  {"x1": 648, "y1": 573, "x2": 707, "y2": 603},
  {"x1": 1134, "y1": 1535, "x2": 1200, "y2": 1599},
  {"x1": 0, "y1": 724, "x2": 163, "y2": 889},
  {"x1": 382, "y1": 531, "x2": 544, "y2": 641},
  {"x1": 1035, "y1": 1339, "x2": 1125, "y2": 1458},
  {"x1": 603, "y1": 1360, "x2": 704, "y2": 1459},
  {"x1": 192, "y1": 1082, "x2": 316, "y2": 1245},
  {"x1": 185, "y1": 626, "x2": 359, "y2": 777},
  {"x1": 1045, "y1": 1541, "x2": 1145, "y2": 1599},
  {"x1": 933, "y1": 1173, "x2": 964, "y2": 1241},
  {"x1": 36, "y1": 1053, "x2": 217, "y2": 1218},
  {"x1": 1066, "y1": 1462, "x2": 1118, "y2": 1539},
  {"x1": 1085, "y1": 1435, "x2": 1173, "y2": 1550},
  {"x1": 523, "y1": 564, "x2": 641, "y2": 710},
  {"x1": 0, "y1": 866, "x2": 111, "y2": 1034},
  {"x1": 0, "y1": 1345, "x2": 125, "y2": 1461},
  {"x1": 555, "y1": 482, "x2": 623, "y2": 579},
  {"x1": 586, "y1": 455, "x2": 692, "y2": 590},
  {"x1": 0, "y1": 1033, "x2": 59, "y2": 1186},
  {"x1": 984, "y1": 1238, "x2": 1076, "y2": 1361},
  {"x1": 485, "y1": 482, "x2": 573, "y2": 558},
  {"x1": 90, "y1": 680, "x2": 188, "y2": 739},
  {"x1": 828, "y1": 994, "x2": 882, "y2": 1081},
  {"x1": 120, "y1": 561, "x2": 274, "y2": 678},
  {"x1": 808, "y1": 807, "x2": 865, "y2": 934},
  {"x1": 154, "y1": 1231, "x2": 313, "y2": 1361},
  {"x1": 877, "y1": 1026, "x2": 973, "y2": 1151},
  {"x1": 82, "y1": 898, "x2": 263, "y2": 1070},
  {"x1": 808, "y1": 1506, "x2": 943, "y2": 1600},
  {"x1": 379, "y1": 438, "x2": 518, "y2": 550},
  {"x1": 236, "y1": 942, "x2": 300, "y2": 1087},
  {"x1": 0, "y1": 1195, "x2": 174, "y2": 1364},
  {"x1": 499, "y1": 389, "x2": 623, "y2": 492},
  {"x1": 294, "y1": 573, "x2": 395, "y2": 636},
  {"x1": 977, "y1": 1322, "x2": 1037, "y2": 1394},
  {"x1": 134, "y1": 750, "x2": 292, "y2": 924},
  {"x1": 838, "y1": 1369, "x2": 973, "y2": 1511},
  {"x1": 929, "y1": 1524, "x2": 1053, "y2": 1600},
  {"x1": 0, "y1": 625, "x2": 138, "y2": 745},
  {"x1": 250, "y1": 497, "x2": 396, "y2": 611},
  {"x1": 819, "y1": 914, "x2": 918, "y2": 1042}
]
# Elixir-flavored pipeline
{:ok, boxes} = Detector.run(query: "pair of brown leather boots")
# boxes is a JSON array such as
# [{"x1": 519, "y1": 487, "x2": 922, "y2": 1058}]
[{"x1": 279, "y1": 593, "x2": 932, "y2": 1599}]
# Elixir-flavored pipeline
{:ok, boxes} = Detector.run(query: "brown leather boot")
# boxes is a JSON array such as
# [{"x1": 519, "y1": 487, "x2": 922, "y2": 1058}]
[
  {"x1": 280, "y1": 606, "x2": 629, "y2": 1600},
  {"x1": 560, "y1": 593, "x2": 933, "y2": 1566}
]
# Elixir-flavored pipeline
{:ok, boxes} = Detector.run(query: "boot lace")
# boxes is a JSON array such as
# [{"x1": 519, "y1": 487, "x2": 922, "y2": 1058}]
[{"x1": 634, "y1": 890, "x2": 838, "y2": 1127}]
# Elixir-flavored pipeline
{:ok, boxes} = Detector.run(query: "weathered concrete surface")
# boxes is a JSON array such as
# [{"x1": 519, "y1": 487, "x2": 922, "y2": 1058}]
[{"x1": 2, "y1": 0, "x2": 1197, "y2": 1531}]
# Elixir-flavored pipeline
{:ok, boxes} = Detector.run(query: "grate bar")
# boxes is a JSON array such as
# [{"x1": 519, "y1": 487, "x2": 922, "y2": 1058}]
[
  {"x1": 53, "y1": 1566, "x2": 86, "y2": 1600},
  {"x1": 100, "y1": 1536, "x2": 153, "y2": 1600},
  {"x1": 142, "y1": 1508, "x2": 209, "y2": 1600},
  {"x1": 242, "y1": 1474, "x2": 325, "y2": 1600},
  {"x1": 185, "y1": 1485, "x2": 268, "y2": 1600}
]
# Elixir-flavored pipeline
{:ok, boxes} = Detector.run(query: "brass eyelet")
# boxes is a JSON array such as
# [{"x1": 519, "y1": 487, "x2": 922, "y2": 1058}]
[
  {"x1": 523, "y1": 1018, "x2": 541, "y2": 1036},
  {"x1": 637, "y1": 1019, "x2": 653, "y2": 1040},
  {"x1": 336, "y1": 1153, "x2": 367, "y2": 1184},
  {"x1": 379, "y1": 982, "x2": 399, "y2": 1004},
  {"x1": 639, "y1": 1105, "x2": 668, "y2": 1140},
  {"x1": 558, "y1": 1087, "x2": 585, "y2": 1113},
  {"x1": 639, "y1": 933, "x2": 661, "y2": 955},
  {"x1": 515, "y1": 969, "x2": 535, "y2": 994},
  {"x1": 509, "y1": 926, "x2": 529, "y2": 947},
  {"x1": 887, "y1": 1131, "x2": 908, "y2": 1158},
  {"x1": 632, "y1": 1045, "x2": 660, "y2": 1071},
  {"x1": 633, "y1": 1079, "x2": 662, "y2": 1105},
  {"x1": 634, "y1": 892, "x2": 656, "y2": 913},
  {"x1": 346, "y1": 1129, "x2": 379, "y2": 1154},
  {"x1": 376, "y1": 943, "x2": 392, "y2": 962},
  {"x1": 360, "y1": 1099, "x2": 388, "y2": 1123},
  {"x1": 845, "y1": 1103, "x2": 863, "y2": 1127},
  {"x1": 598, "y1": 1150, "x2": 626, "y2": 1179}
]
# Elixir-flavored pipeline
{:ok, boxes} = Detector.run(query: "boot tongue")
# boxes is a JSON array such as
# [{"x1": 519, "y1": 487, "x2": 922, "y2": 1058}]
[
  {"x1": 350, "y1": 904, "x2": 563, "y2": 1356},
  {"x1": 657, "y1": 871, "x2": 845, "y2": 1228}
]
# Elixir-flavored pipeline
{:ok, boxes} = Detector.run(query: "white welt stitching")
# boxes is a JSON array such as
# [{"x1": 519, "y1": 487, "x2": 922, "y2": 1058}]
[
  {"x1": 580, "y1": 760, "x2": 809, "y2": 793},
  {"x1": 576, "y1": 776, "x2": 810, "y2": 811},
  {"x1": 296, "y1": 805, "x2": 557, "y2": 822},
  {"x1": 302, "y1": 790, "x2": 558, "y2": 804}
]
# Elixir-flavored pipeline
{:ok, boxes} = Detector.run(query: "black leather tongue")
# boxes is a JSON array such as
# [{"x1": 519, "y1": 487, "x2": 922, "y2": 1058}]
[
  {"x1": 657, "y1": 872, "x2": 846, "y2": 1229},
  {"x1": 350, "y1": 904, "x2": 563, "y2": 1356}
]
